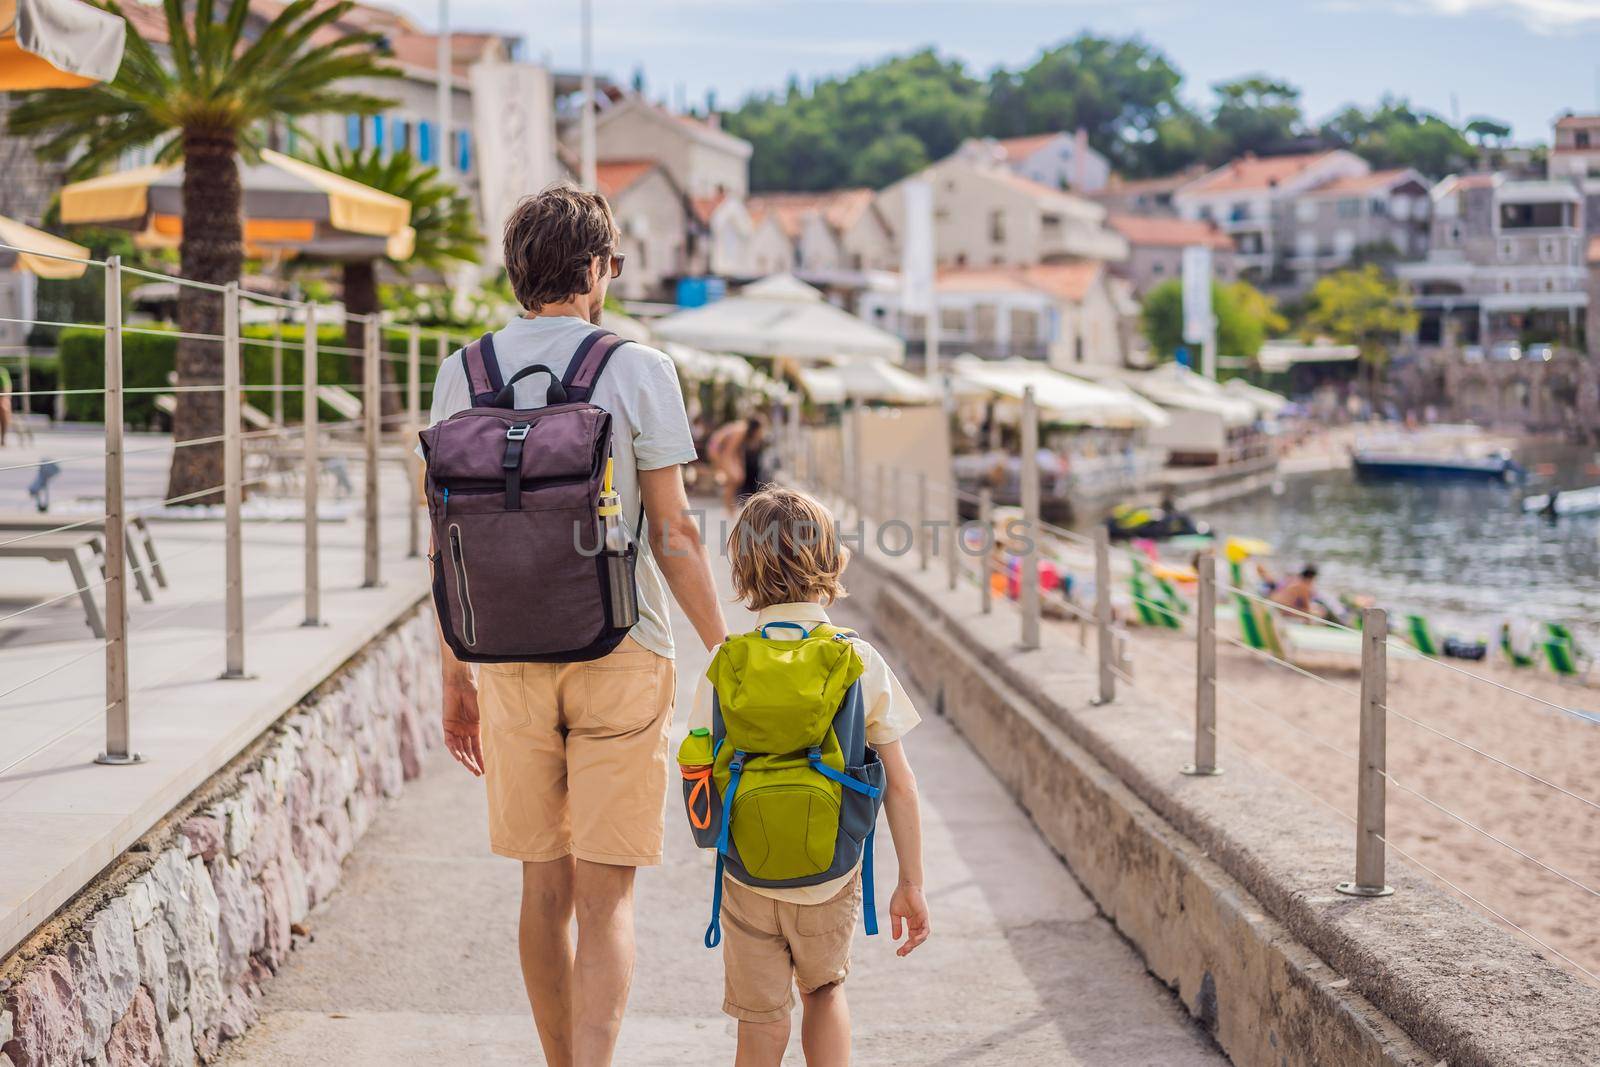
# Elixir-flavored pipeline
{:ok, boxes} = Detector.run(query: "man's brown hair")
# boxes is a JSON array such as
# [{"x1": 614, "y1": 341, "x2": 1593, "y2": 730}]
[
  {"x1": 727, "y1": 487, "x2": 848, "y2": 610},
  {"x1": 502, "y1": 184, "x2": 618, "y2": 312}
]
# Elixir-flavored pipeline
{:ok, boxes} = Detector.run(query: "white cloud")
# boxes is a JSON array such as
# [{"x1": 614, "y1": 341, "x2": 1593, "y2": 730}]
[{"x1": 1362, "y1": 0, "x2": 1600, "y2": 31}]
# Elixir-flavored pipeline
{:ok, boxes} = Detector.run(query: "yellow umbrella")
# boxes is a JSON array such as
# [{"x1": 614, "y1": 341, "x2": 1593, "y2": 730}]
[
  {"x1": 60, "y1": 149, "x2": 412, "y2": 261},
  {"x1": 0, "y1": 214, "x2": 89, "y2": 278},
  {"x1": 0, "y1": 0, "x2": 124, "y2": 89}
]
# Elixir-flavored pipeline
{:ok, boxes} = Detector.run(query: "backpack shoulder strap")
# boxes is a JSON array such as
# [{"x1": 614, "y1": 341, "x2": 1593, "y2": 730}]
[
  {"x1": 561, "y1": 328, "x2": 630, "y2": 404},
  {"x1": 462, "y1": 332, "x2": 507, "y2": 407}
]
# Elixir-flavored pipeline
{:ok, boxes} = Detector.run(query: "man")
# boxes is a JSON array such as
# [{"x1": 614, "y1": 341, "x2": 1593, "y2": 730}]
[
  {"x1": 1269, "y1": 564, "x2": 1319, "y2": 617},
  {"x1": 424, "y1": 186, "x2": 728, "y2": 1067}
]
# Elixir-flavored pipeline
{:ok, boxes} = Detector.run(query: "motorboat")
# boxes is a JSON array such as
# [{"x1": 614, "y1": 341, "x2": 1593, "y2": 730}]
[
  {"x1": 1352, "y1": 449, "x2": 1524, "y2": 483},
  {"x1": 1523, "y1": 485, "x2": 1600, "y2": 517}
]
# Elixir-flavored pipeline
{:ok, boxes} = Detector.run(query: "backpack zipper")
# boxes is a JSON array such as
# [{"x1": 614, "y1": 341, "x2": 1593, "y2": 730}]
[{"x1": 447, "y1": 522, "x2": 477, "y2": 646}]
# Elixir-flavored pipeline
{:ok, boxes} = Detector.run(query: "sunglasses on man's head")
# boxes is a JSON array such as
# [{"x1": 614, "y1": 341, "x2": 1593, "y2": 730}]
[{"x1": 608, "y1": 253, "x2": 626, "y2": 279}]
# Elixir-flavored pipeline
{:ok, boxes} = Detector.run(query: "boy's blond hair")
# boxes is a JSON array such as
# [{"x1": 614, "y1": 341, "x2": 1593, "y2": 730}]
[{"x1": 727, "y1": 487, "x2": 848, "y2": 610}]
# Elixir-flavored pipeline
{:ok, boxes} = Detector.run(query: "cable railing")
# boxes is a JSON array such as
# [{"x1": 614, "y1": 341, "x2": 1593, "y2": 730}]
[
  {"x1": 792, "y1": 387, "x2": 1600, "y2": 989},
  {"x1": 0, "y1": 246, "x2": 449, "y2": 779}
]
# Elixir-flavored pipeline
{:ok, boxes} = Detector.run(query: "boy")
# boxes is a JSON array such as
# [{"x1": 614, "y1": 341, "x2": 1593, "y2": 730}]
[{"x1": 687, "y1": 486, "x2": 931, "y2": 1066}]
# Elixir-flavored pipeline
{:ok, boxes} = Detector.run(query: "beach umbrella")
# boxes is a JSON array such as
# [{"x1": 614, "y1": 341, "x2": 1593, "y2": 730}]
[
  {"x1": 58, "y1": 149, "x2": 412, "y2": 260},
  {"x1": 950, "y1": 356, "x2": 1169, "y2": 430},
  {"x1": 0, "y1": 0, "x2": 124, "y2": 89},
  {"x1": 653, "y1": 273, "x2": 906, "y2": 363},
  {"x1": 0, "y1": 214, "x2": 89, "y2": 278},
  {"x1": 797, "y1": 358, "x2": 939, "y2": 405}
]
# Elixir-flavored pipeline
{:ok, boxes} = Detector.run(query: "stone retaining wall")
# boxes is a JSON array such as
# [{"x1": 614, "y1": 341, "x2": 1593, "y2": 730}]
[{"x1": 1, "y1": 606, "x2": 441, "y2": 1067}]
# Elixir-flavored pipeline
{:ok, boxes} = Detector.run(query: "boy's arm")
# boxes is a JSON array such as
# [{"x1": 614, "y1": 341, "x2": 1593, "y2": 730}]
[{"x1": 877, "y1": 739, "x2": 930, "y2": 956}]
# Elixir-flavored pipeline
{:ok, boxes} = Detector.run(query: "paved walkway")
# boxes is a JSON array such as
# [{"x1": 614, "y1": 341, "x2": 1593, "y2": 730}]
[{"x1": 220, "y1": 546, "x2": 1225, "y2": 1066}]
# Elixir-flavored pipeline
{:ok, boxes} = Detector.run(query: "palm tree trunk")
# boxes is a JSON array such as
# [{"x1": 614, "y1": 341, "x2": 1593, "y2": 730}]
[
  {"x1": 341, "y1": 258, "x2": 401, "y2": 424},
  {"x1": 165, "y1": 130, "x2": 242, "y2": 505}
]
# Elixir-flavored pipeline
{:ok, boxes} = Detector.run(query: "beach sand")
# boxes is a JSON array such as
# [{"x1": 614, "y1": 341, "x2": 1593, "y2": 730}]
[{"x1": 1064, "y1": 604, "x2": 1600, "y2": 983}]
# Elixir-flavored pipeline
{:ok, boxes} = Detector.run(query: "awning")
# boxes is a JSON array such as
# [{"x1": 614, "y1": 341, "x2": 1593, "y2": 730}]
[
  {"x1": 0, "y1": 0, "x2": 123, "y2": 89},
  {"x1": 0, "y1": 214, "x2": 89, "y2": 278},
  {"x1": 60, "y1": 149, "x2": 412, "y2": 260},
  {"x1": 1223, "y1": 377, "x2": 1290, "y2": 417},
  {"x1": 797, "y1": 358, "x2": 939, "y2": 405},
  {"x1": 1117, "y1": 364, "x2": 1258, "y2": 427},
  {"x1": 652, "y1": 272, "x2": 905, "y2": 363},
  {"x1": 1256, "y1": 339, "x2": 1360, "y2": 373},
  {"x1": 950, "y1": 357, "x2": 1168, "y2": 429}
]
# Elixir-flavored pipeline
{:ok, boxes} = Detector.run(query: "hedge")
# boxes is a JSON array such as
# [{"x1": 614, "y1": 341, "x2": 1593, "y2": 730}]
[{"x1": 58, "y1": 324, "x2": 429, "y2": 426}]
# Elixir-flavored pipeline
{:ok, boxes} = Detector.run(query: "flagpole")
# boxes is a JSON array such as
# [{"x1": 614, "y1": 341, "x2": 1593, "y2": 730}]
[
  {"x1": 580, "y1": 0, "x2": 597, "y2": 192},
  {"x1": 436, "y1": 0, "x2": 452, "y2": 178}
]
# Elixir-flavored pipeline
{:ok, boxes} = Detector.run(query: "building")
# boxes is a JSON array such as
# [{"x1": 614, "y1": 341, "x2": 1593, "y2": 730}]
[
  {"x1": 1172, "y1": 150, "x2": 1432, "y2": 288},
  {"x1": 594, "y1": 160, "x2": 692, "y2": 302},
  {"x1": 1550, "y1": 113, "x2": 1600, "y2": 183},
  {"x1": 1087, "y1": 167, "x2": 1206, "y2": 217},
  {"x1": 744, "y1": 207, "x2": 798, "y2": 277},
  {"x1": 876, "y1": 156, "x2": 1127, "y2": 269},
  {"x1": 580, "y1": 96, "x2": 753, "y2": 199},
  {"x1": 743, "y1": 189, "x2": 898, "y2": 276},
  {"x1": 1397, "y1": 174, "x2": 1587, "y2": 349},
  {"x1": 1173, "y1": 150, "x2": 1370, "y2": 282},
  {"x1": 953, "y1": 131, "x2": 1111, "y2": 193},
  {"x1": 857, "y1": 261, "x2": 1131, "y2": 368},
  {"x1": 1105, "y1": 215, "x2": 1237, "y2": 297}
]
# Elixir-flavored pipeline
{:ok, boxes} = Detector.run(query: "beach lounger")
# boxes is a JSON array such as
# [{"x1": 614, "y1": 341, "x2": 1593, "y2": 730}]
[
  {"x1": 1235, "y1": 593, "x2": 1366, "y2": 669},
  {"x1": 1401, "y1": 613, "x2": 1441, "y2": 656},
  {"x1": 0, "y1": 515, "x2": 164, "y2": 600},
  {"x1": 0, "y1": 532, "x2": 107, "y2": 637}
]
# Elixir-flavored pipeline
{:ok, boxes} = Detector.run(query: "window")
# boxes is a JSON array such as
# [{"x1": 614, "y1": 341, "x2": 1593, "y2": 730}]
[
  {"x1": 1074, "y1": 336, "x2": 1084, "y2": 363},
  {"x1": 1498, "y1": 238, "x2": 1516, "y2": 262},
  {"x1": 1230, "y1": 201, "x2": 1250, "y2": 221},
  {"x1": 989, "y1": 209, "x2": 1005, "y2": 244},
  {"x1": 1333, "y1": 230, "x2": 1355, "y2": 258},
  {"x1": 940, "y1": 307, "x2": 967, "y2": 335},
  {"x1": 392, "y1": 118, "x2": 411, "y2": 154},
  {"x1": 1296, "y1": 231, "x2": 1316, "y2": 258},
  {"x1": 1540, "y1": 236, "x2": 1561, "y2": 263},
  {"x1": 345, "y1": 114, "x2": 362, "y2": 150},
  {"x1": 1336, "y1": 198, "x2": 1361, "y2": 219},
  {"x1": 1151, "y1": 261, "x2": 1164, "y2": 275},
  {"x1": 1369, "y1": 197, "x2": 1388, "y2": 217},
  {"x1": 418, "y1": 121, "x2": 433, "y2": 164},
  {"x1": 1295, "y1": 199, "x2": 1317, "y2": 223},
  {"x1": 1578, "y1": 130, "x2": 1592, "y2": 148}
]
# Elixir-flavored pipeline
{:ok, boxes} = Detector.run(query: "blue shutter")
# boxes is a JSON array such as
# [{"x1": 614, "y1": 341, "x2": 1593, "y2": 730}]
[
  {"x1": 372, "y1": 114, "x2": 386, "y2": 153},
  {"x1": 345, "y1": 114, "x2": 361, "y2": 149},
  {"x1": 456, "y1": 129, "x2": 471, "y2": 173},
  {"x1": 418, "y1": 121, "x2": 433, "y2": 163}
]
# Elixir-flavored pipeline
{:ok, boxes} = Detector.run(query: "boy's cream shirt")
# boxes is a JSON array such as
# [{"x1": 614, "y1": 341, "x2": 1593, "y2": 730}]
[{"x1": 687, "y1": 601, "x2": 920, "y2": 905}]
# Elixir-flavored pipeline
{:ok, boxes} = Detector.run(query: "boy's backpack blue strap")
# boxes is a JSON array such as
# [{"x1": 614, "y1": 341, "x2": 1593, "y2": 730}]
[
  {"x1": 714, "y1": 750, "x2": 747, "y2": 854},
  {"x1": 861, "y1": 825, "x2": 878, "y2": 936},
  {"x1": 759, "y1": 620, "x2": 810, "y2": 639},
  {"x1": 807, "y1": 746, "x2": 882, "y2": 798},
  {"x1": 704, "y1": 852, "x2": 726, "y2": 948}
]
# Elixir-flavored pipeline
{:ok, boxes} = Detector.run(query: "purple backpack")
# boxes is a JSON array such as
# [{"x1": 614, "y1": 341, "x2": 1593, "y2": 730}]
[{"x1": 419, "y1": 328, "x2": 637, "y2": 663}]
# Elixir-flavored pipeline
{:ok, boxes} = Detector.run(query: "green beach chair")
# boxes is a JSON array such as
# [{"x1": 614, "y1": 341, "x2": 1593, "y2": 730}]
[
  {"x1": 1236, "y1": 593, "x2": 1367, "y2": 668},
  {"x1": 1401, "y1": 613, "x2": 1442, "y2": 657},
  {"x1": 1542, "y1": 637, "x2": 1582, "y2": 679},
  {"x1": 1129, "y1": 565, "x2": 1183, "y2": 630},
  {"x1": 1500, "y1": 623, "x2": 1538, "y2": 668}
]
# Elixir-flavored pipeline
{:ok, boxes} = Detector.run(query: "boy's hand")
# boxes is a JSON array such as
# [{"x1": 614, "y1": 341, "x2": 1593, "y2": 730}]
[{"x1": 889, "y1": 884, "x2": 930, "y2": 956}]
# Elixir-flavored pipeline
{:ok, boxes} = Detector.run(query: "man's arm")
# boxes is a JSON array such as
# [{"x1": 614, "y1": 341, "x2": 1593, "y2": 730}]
[
  {"x1": 640, "y1": 464, "x2": 727, "y2": 651},
  {"x1": 878, "y1": 739, "x2": 930, "y2": 957},
  {"x1": 432, "y1": 535, "x2": 483, "y2": 776}
]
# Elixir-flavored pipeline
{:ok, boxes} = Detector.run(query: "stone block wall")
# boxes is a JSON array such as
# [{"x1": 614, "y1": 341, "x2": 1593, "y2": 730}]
[{"x1": 1, "y1": 607, "x2": 441, "y2": 1067}]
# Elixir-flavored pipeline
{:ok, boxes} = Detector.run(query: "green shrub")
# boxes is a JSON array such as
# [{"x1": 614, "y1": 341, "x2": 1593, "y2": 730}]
[{"x1": 58, "y1": 323, "x2": 426, "y2": 426}]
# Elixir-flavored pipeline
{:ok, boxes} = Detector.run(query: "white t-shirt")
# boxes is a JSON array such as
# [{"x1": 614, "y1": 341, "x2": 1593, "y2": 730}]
[
  {"x1": 422, "y1": 314, "x2": 697, "y2": 660},
  {"x1": 687, "y1": 601, "x2": 922, "y2": 904}
]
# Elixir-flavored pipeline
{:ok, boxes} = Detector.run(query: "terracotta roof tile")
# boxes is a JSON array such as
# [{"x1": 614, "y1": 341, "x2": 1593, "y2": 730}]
[
  {"x1": 992, "y1": 133, "x2": 1061, "y2": 161},
  {"x1": 745, "y1": 188, "x2": 876, "y2": 238},
  {"x1": 1305, "y1": 168, "x2": 1422, "y2": 196},
  {"x1": 595, "y1": 159, "x2": 658, "y2": 200},
  {"x1": 1181, "y1": 151, "x2": 1338, "y2": 195},
  {"x1": 937, "y1": 261, "x2": 1103, "y2": 302},
  {"x1": 1106, "y1": 214, "x2": 1231, "y2": 250}
]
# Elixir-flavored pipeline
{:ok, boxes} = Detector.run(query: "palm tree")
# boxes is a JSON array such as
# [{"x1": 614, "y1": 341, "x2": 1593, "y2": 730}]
[
  {"x1": 9, "y1": 0, "x2": 396, "y2": 501},
  {"x1": 306, "y1": 145, "x2": 481, "y2": 418}
]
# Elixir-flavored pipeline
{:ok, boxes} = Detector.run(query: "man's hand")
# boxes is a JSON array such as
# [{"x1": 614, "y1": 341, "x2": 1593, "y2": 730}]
[
  {"x1": 442, "y1": 676, "x2": 484, "y2": 777},
  {"x1": 889, "y1": 884, "x2": 930, "y2": 957}
]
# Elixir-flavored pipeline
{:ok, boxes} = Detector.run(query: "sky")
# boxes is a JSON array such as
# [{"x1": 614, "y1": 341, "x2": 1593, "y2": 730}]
[{"x1": 382, "y1": 0, "x2": 1600, "y2": 143}]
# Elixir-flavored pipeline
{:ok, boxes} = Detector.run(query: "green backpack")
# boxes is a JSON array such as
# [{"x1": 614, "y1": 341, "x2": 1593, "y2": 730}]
[{"x1": 679, "y1": 621, "x2": 887, "y2": 948}]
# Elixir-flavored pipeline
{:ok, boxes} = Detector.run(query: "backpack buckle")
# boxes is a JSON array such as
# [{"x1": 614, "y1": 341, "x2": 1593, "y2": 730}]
[{"x1": 506, "y1": 423, "x2": 530, "y2": 441}]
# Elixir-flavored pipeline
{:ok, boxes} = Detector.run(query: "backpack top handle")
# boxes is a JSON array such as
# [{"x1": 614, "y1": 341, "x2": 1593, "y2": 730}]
[{"x1": 492, "y1": 364, "x2": 567, "y2": 408}]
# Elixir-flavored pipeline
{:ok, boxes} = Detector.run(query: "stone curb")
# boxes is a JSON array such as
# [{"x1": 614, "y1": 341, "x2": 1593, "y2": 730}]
[{"x1": 1, "y1": 607, "x2": 441, "y2": 1067}]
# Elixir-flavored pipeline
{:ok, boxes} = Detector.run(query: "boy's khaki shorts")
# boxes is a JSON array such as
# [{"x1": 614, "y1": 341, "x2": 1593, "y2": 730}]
[
  {"x1": 476, "y1": 636, "x2": 675, "y2": 866},
  {"x1": 721, "y1": 874, "x2": 861, "y2": 1022}
]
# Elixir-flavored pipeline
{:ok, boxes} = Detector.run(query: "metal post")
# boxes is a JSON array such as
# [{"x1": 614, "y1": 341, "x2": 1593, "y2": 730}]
[
  {"x1": 979, "y1": 487, "x2": 994, "y2": 615},
  {"x1": 270, "y1": 309, "x2": 284, "y2": 428},
  {"x1": 362, "y1": 314, "x2": 381, "y2": 587},
  {"x1": 1338, "y1": 608, "x2": 1394, "y2": 897},
  {"x1": 1093, "y1": 526, "x2": 1115, "y2": 704},
  {"x1": 96, "y1": 256, "x2": 138, "y2": 764},
  {"x1": 302, "y1": 303, "x2": 322, "y2": 627},
  {"x1": 222, "y1": 283, "x2": 246, "y2": 678},
  {"x1": 916, "y1": 470, "x2": 929, "y2": 571},
  {"x1": 1019, "y1": 387, "x2": 1040, "y2": 650},
  {"x1": 406, "y1": 324, "x2": 422, "y2": 559},
  {"x1": 1183, "y1": 556, "x2": 1222, "y2": 776}
]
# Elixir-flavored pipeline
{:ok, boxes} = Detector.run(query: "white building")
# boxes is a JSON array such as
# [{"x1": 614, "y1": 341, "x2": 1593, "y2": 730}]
[
  {"x1": 953, "y1": 131, "x2": 1111, "y2": 193},
  {"x1": 580, "y1": 96, "x2": 753, "y2": 199}
]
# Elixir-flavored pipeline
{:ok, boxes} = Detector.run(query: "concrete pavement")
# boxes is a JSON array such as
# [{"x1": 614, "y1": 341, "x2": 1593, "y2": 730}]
[{"x1": 219, "y1": 550, "x2": 1225, "y2": 1066}]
